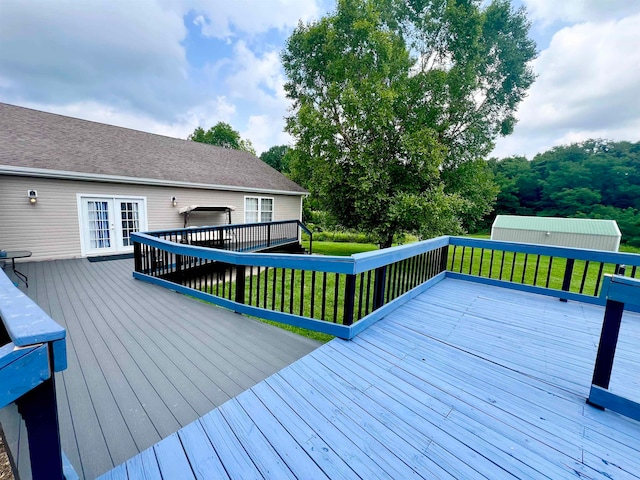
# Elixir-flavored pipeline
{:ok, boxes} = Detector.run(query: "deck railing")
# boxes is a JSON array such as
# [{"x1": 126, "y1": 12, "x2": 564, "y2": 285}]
[
  {"x1": 132, "y1": 232, "x2": 449, "y2": 339},
  {"x1": 0, "y1": 270, "x2": 76, "y2": 480},
  {"x1": 447, "y1": 237, "x2": 640, "y2": 307},
  {"x1": 132, "y1": 232, "x2": 640, "y2": 338},
  {"x1": 144, "y1": 219, "x2": 312, "y2": 254}
]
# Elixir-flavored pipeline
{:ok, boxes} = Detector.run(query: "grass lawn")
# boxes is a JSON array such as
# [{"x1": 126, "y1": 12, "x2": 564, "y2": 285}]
[{"x1": 302, "y1": 240, "x2": 378, "y2": 256}]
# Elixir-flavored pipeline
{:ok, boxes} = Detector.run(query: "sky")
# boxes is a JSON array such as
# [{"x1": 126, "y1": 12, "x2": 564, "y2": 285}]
[{"x1": 1, "y1": 0, "x2": 639, "y2": 158}]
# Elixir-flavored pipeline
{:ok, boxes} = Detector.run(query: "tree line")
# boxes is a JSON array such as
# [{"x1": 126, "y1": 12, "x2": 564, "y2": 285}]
[{"x1": 488, "y1": 139, "x2": 640, "y2": 246}]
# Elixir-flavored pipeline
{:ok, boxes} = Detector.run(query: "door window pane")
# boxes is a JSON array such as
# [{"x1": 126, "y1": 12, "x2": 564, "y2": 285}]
[
  {"x1": 88, "y1": 201, "x2": 111, "y2": 249},
  {"x1": 120, "y1": 201, "x2": 140, "y2": 247}
]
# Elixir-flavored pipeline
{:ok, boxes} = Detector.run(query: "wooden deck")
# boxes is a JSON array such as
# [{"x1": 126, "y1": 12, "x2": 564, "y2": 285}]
[
  {"x1": 100, "y1": 277, "x2": 640, "y2": 479},
  {"x1": 7, "y1": 258, "x2": 320, "y2": 479}
]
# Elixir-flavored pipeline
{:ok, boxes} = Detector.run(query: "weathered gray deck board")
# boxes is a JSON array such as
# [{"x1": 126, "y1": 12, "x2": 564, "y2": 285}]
[
  {"x1": 15, "y1": 258, "x2": 320, "y2": 479},
  {"x1": 100, "y1": 277, "x2": 640, "y2": 480}
]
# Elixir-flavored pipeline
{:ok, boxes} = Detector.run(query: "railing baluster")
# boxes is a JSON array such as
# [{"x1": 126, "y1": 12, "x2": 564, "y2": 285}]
[
  {"x1": 499, "y1": 251, "x2": 506, "y2": 280},
  {"x1": 460, "y1": 246, "x2": 466, "y2": 274},
  {"x1": 533, "y1": 255, "x2": 541, "y2": 286},
  {"x1": 289, "y1": 269, "x2": 295, "y2": 314},
  {"x1": 489, "y1": 250, "x2": 495, "y2": 278},
  {"x1": 546, "y1": 257, "x2": 553, "y2": 288},
  {"x1": 310, "y1": 271, "x2": 316, "y2": 318},
  {"x1": 333, "y1": 273, "x2": 340, "y2": 323},
  {"x1": 271, "y1": 268, "x2": 277, "y2": 310},
  {"x1": 280, "y1": 269, "x2": 286, "y2": 312},
  {"x1": 299, "y1": 270, "x2": 305, "y2": 316},
  {"x1": 478, "y1": 248, "x2": 485, "y2": 277},
  {"x1": 469, "y1": 247, "x2": 474, "y2": 275},
  {"x1": 321, "y1": 272, "x2": 327, "y2": 320},
  {"x1": 594, "y1": 263, "x2": 605, "y2": 296},
  {"x1": 357, "y1": 273, "x2": 364, "y2": 320},
  {"x1": 521, "y1": 253, "x2": 528, "y2": 284},
  {"x1": 365, "y1": 270, "x2": 372, "y2": 315},
  {"x1": 263, "y1": 266, "x2": 269, "y2": 309},
  {"x1": 579, "y1": 261, "x2": 590, "y2": 294}
]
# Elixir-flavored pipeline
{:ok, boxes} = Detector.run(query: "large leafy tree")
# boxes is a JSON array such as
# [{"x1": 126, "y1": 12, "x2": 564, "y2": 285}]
[
  {"x1": 283, "y1": 0, "x2": 536, "y2": 247},
  {"x1": 189, "y1": 122, "x2": 256, "y2": 154},
  {"x1": 260, "y1": 145, "x2": 291, "y2": 173}
]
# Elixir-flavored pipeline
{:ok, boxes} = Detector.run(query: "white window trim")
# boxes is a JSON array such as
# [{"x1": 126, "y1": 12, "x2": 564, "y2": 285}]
[
  {"x1": 76, "y1": 194, "x2": 148, "y2": 256},
  {"x1": 244, "y1": 195, "x2": 274, "y2": 223}
]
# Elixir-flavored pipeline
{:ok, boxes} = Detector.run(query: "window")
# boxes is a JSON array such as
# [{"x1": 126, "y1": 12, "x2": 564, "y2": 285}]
[{"x1": 245, "y1": 196, "x2": 274, "y2": 223}]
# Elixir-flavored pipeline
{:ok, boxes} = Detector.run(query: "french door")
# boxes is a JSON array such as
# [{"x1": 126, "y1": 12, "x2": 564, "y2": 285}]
[{"x1": 79, "y1": 196, "x2": 147, "y2": 256}]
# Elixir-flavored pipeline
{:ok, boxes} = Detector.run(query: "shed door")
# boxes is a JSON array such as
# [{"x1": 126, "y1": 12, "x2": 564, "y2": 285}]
[{"x1": 79, "y1": 196, "x2": 147, "y2": 256}]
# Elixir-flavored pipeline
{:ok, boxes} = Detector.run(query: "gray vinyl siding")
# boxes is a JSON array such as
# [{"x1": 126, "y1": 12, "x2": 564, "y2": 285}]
[
  {"x1": 491, "y1": 227, "x2": 621, "y2": 252},
  {"x1": 0, "y1": 175, "x2": 303, "y2": 261}
]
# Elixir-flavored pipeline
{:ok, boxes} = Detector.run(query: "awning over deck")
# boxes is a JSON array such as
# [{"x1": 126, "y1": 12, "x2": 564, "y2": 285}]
[{"x1": 178, "y1": 205, "x2": 236, "y2": 227}]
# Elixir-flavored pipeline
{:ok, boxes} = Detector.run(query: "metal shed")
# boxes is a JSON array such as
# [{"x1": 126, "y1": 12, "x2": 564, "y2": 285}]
[{"x1": 491, "y1": 215, "x2": 622, "y2": 252}]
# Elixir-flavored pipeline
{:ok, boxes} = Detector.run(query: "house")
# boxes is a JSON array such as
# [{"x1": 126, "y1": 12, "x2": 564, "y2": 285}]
[
  {"x1": 491, "y1": 215, "x2": 622, "y2": 252},
  {"x1": 0, "y1": 103, "x2": 306, "y2": 261}
]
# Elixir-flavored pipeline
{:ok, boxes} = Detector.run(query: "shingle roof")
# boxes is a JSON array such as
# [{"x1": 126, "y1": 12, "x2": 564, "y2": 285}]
[
  {"x1": 492, "y1": 215, "x2": 621, "y2": 237},
  {"x1": 0, "y1": 103, "x2": 306, "y2": 194}
]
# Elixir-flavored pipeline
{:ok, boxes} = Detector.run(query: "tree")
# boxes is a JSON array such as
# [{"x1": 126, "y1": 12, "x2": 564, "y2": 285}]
[
  {"x1": 189, "y1": 122, "x2": 256, "y2": 154},
  {"x1": 283, "y1": 0, "x2": 536, "y2": 247},
  {"x1": 260, "y1": 145, "x2": 291, "y2": 173}
]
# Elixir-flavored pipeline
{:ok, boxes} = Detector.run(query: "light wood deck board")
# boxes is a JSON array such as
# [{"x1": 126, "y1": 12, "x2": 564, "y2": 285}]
[
  {"x1": 99, "y1": 277, "x2": 640, "y2": 480},
  {"x1": 15, "y1": 258, "x2": 320, "y2": 479}
]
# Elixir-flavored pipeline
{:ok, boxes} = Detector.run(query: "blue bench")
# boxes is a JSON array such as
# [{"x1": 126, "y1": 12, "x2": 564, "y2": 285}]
[{"x1": 0, "y1": 269, "x2": 77, "y2": 479}]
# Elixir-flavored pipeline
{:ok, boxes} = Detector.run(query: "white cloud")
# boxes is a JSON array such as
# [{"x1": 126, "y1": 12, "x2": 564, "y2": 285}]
[
  {"x1": 492, "y1": 13, "x2": 640, "y2": 159},
  {"x1": 0, "y1": 0, "x2": 191, "y2": 117},
  {"x1": 523, "y1": 0, "x2": 640, "y2": 24},
  {"x1": 243, "y1": 114, "x2": 293, "y2": 155},
  {"x1": 184, "y1": 0, "x2": 320, "y2": 39}
]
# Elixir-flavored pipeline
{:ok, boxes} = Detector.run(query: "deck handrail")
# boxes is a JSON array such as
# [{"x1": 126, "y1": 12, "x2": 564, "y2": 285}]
[
  {"x1": 587, "y1": 274, "x2": 640, "y2": 421},
  {"x1": 0, "y1": 270, "x2": 76, "y2": 480}
]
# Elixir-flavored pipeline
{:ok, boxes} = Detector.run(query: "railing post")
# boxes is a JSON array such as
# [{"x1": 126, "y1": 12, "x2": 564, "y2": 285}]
[
  {"x1": 235, "y1": 265, "x2": 246, "y2": 308},
  {"x1": 343, "y1": 274, "x2": 356, "y2": 325},
  {"x1": 373, "y1": 266, "x2": 387, "y2": 310},
  {"x1": 16, "y1": 375, "x2": 64, "y2": 480},
  {"x1": 560, "y1": 258, "x2": 575, "y2": 302},
  {"x1": 588, "y1": 299, "x2": 625, "y2": 407},
  {"x1": 439, "y1": 245, "x2": 449, "y2": 273},
  {"x1": 134, "y1": 242, "x2": 141, "y2": 273}
]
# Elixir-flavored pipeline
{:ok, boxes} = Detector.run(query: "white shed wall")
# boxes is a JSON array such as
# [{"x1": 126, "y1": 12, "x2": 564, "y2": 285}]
[
  {"x1": 491, "y1": 227, "x2": 620, "y2": 252},
  {"x1": 0, "y1": 175, "x2": 303, "y2": 261}
]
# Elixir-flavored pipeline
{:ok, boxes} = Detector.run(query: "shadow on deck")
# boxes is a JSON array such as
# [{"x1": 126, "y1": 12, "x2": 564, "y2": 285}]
[
  {"x1": 8, "y1": 258, "x2": 320, "y2": 479},
  {"x1": 100, "y1": 277, "x2": 640, "y2": 479}
]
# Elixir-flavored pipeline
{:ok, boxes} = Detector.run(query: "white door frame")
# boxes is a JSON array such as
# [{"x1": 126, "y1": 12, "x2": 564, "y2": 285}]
[{"x1": 77, "y1": 194, "x2": 148, "y2": 257}]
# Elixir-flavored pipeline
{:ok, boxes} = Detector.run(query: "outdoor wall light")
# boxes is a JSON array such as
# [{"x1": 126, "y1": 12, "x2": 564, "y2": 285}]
[
  {"x1": 28, "y1": 189, "x2": 38, "y2": 204},
  {"x1": 171, "y1": 196, "x2": 178, "y2": 207}
]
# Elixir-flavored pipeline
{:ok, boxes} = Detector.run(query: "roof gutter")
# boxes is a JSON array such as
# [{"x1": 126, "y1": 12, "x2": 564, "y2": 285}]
[{"x1": 0, "y1": 165, "x2": 307, "y2": 196}]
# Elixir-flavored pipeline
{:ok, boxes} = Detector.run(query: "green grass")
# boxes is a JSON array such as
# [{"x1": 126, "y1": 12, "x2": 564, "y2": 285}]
[
  {"x1": 255, "y1": 319, "x2": 335, "y2": 343},
  {"x1": 303, "y1": 240, "x2": 378, "y2": 256}
]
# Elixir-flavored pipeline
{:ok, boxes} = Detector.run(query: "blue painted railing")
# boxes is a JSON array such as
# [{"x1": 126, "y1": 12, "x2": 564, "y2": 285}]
[
  {"x1": 587, "y1": 275, "x2": 640, "y2": 421},
  {"x1": 447, "y1": 237, "x2": 640, "y2": 308},
  {"x1": 0, "y1": 270, "x2": 76, "y2": 479},
  {"x1": 132, "y1": 232, "x2": 449, "y2": 339},
  {"x1": 132, "y1": 232, "x2": 640, "y2": 339}
]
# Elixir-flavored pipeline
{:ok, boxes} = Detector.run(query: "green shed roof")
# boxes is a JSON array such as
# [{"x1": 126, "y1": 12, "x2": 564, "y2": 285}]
[{"x1": 492, "y1": 216, "x2": 621, "y2": 237}]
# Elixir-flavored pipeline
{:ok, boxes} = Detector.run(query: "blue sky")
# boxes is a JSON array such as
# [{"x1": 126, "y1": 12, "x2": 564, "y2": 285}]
[{"x1": 1, "y1": 0, "x2": 639, "y2": 158}]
